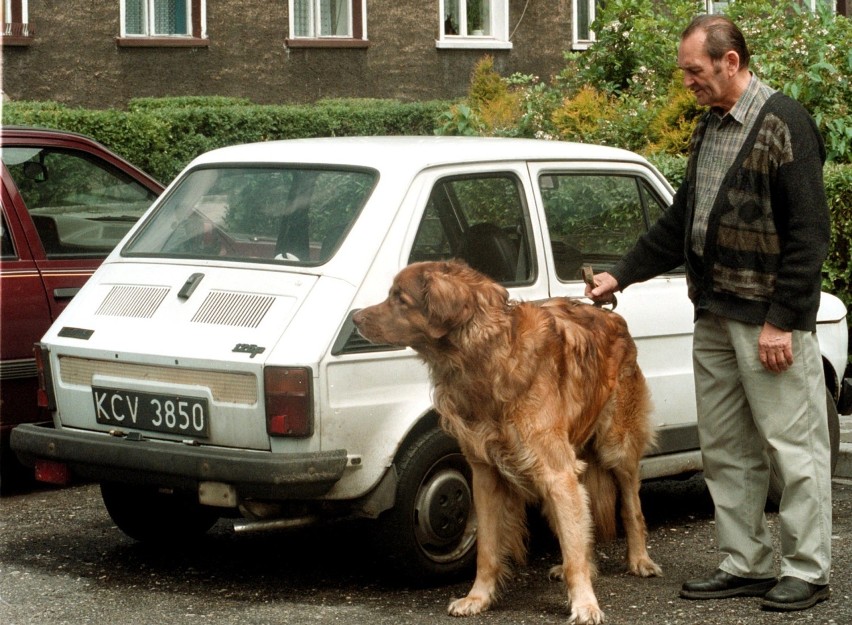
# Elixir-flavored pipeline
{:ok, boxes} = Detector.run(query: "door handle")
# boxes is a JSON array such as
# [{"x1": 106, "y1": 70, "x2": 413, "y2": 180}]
[{"x1": 53, "y1": 287, "x2": 81, "y2": 299}]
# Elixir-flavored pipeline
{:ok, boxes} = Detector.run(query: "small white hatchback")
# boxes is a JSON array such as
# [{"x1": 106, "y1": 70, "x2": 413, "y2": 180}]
[{"x1": 12, "y1": 137, "x2": 848, "y2": 580}]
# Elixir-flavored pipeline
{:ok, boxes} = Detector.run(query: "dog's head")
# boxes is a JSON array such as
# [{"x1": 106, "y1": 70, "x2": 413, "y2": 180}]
[{"x1": 353, "y1": 260, "x2": 509, "y2": 349}]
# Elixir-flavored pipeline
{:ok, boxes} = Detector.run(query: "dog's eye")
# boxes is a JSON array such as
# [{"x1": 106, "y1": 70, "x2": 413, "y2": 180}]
[{"x1": 392, "y1": 289, "x2": 414, "y2": 308}]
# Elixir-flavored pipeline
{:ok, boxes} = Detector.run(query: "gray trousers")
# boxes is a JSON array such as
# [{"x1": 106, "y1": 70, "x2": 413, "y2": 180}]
[{"x1": 693, "y1": 312, "x2": 832, "y2": 584}]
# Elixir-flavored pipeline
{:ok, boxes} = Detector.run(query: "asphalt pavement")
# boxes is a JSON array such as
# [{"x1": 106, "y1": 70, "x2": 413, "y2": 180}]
[{"x1": 3, "y1": 475, "x2": 852, "y2": 625}]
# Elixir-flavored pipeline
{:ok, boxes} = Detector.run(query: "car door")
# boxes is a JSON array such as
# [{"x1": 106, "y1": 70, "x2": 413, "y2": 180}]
[
  {"x1": 527, "y1": 161, "x2": 699, "y2": 457},
  {"x1": 0, "y1": 192, "x2": 54, "y2": 437},
  {"x1": 0, "y1": 135, "x2": 161, "y2": 450},
  {"x1": 1, "y1": 140, "x2": 160, "y2": 320}
]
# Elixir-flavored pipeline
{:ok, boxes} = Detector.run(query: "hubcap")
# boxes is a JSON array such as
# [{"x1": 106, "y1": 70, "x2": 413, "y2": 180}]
[{"x1": 414, "y1": 466, "x2": 475, "y2": 562}]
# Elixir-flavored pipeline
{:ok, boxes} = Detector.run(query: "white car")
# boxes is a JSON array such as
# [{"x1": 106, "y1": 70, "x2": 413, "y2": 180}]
[{"x1": 12, "y1": 137, "x2": 848, "y2": 580}]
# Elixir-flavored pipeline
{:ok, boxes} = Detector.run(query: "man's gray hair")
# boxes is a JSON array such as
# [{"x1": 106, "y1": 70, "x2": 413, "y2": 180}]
[{"x1": 682, "y1": 14, "x2": 750, "y2": 69}]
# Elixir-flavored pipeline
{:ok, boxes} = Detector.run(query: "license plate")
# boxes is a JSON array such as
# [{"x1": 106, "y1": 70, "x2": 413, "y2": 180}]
[{"x1": 93, "y1": 386, "x2": 210, "y2": 438}]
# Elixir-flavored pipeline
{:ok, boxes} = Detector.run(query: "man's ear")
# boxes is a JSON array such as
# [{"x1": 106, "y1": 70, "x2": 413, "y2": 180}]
[{"x1": 724, "y1": 49, "x2": 741, "y2": 76}]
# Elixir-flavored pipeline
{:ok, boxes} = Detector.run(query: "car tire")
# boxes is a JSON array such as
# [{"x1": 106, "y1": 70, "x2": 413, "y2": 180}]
[
  {"x1": 767, "y1": 387, "x2": 840, "y2": 507},
  {"x1": 100, "y1": 482, "x2": 219, "y2": 543},
  {"x1": 376, "y1": 426, "x2": 477, "y2": 584}
]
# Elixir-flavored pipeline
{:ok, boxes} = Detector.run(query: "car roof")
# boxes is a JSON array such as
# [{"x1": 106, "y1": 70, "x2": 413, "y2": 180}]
[
  {"x1": 0, "y1": 125, "x2": 104, "y2": 144},
  {"x1": 1, "y1": 126, "x2": 164, "y2": 189},
  {"x1": 190, "y1": 136, "x2": 653, "y2": 172}
]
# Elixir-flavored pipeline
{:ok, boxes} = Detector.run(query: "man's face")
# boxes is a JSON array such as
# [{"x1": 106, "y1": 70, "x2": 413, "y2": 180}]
[{"x1": 678, "y1": 31, "x2": 732, "y2": 110}]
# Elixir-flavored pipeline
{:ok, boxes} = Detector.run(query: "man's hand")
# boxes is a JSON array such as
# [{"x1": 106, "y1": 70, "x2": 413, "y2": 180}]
[
  {"x1": 585, "y1": 271, "x2": 619, "y2": 303},
  {"x1": 758, "y1": 322, "x2": 793, "y2": 373}
]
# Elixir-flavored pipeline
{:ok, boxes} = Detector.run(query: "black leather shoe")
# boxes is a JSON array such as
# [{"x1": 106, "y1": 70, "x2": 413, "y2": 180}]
[
  {"x1": 761, "y1": 576, "x2": 830, "y2": 611},
  {"x1": 680, "y1": 569, "x2": 776, "y2": 600}
]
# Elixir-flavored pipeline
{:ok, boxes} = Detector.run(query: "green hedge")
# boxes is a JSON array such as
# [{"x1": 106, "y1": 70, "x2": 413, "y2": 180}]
[
  {"x1": 2, "y1": 98, "x2": 450, "y2": 183},
  {"x1": 824, "y1": 164, "x2": 852, "y2": 320}
]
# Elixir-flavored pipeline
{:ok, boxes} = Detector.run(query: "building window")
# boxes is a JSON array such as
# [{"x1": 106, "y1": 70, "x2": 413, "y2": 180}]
[
  {"x1": 124, "y1": 0, "x2": 188, "y2": 35},
  {"x1": 437, "y1": 0, "x2": 511, "y2": 49},
  {"x1": 118, "y1": 0, "x2": 207, "y2": 46},
  {"x1": 572, "y1": 0, "x2": 596, "y2": 50},
  {"x1": 287, "y1": 0, "x2": 367, "y2": 47},
  {"x1": 1, "y1": 0, "x2": 33, "y2": 45},
  {"x1": 294, "y1": 0, "x2": 348, "y2": 37}
]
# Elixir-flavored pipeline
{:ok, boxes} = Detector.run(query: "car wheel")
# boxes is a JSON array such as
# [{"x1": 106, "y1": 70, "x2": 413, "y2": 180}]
[
  {"x1": 377, "y1": 427, "x2": 477, "y2": 583},
  {"x1": 767, "y1": 387, "x2": 840, "y2": 506},
  {"x1": 100, "y1": 482, "x2": 219, "y2": 543}
]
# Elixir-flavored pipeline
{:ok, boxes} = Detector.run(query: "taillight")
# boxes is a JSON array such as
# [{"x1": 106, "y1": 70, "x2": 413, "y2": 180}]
[
  {"x1": 35, "y1": 460, "x2": 70, "y2": 485},
  {"x1": 264, "y1": 366, "x2": 313, "y2": 437},
  {"x1": 34, "y1": 343, "x2": 55, "y2": 411}
]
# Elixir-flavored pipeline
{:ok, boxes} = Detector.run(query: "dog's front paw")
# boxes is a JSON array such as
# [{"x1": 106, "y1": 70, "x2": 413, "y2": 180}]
[
  {"x1": 569, "y1": 602, "x2": 605, "y2": 625},
  {"x1": 448, "y1": 594, "x2": 491, "y2": 617},
  {"x1": 629, "y1": 556, "x2": 663, "y2": 578}
]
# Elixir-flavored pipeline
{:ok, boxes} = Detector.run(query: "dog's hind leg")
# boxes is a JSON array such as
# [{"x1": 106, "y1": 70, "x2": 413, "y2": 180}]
[
  {"x1": 612, "y1": 464, "x2": 662, "y2": 577},
  {"x1": 448, "y1": 463, "x2": 526, "y2": 617},
  {"x1": 606, "y1": 370, "x2": 662, "y2": 578}
]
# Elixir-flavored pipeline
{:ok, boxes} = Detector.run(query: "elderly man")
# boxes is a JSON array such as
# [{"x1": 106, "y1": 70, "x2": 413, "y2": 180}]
[{"x1": 587, "y1": 14, "x2": 831, "y2": 612}]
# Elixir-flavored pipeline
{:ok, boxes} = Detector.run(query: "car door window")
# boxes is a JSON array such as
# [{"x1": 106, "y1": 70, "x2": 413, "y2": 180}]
[
  {"x1": 1, "y1": 147, "x2": 158, "y2": 258},
  {"x1": 409, "y1": 174, "x2": 533, "y2": 284},
  {"x1": 539, "y1": 173, "x2": 669, "y2": 281}
]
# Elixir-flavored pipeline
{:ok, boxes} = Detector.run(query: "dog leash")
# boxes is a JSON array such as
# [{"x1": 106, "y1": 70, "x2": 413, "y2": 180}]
[{"x1": 582, "y1": 265, "x2": 617, "y2": 309}]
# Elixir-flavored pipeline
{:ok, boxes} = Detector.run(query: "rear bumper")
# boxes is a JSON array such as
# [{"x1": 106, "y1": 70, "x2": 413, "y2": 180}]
[{"x1": 11, "y1": 422, "x2": 348, "y2": 499}]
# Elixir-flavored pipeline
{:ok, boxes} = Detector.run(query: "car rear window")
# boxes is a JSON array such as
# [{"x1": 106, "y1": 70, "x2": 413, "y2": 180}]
[{"x1": 123, "y1": 165, "x2": 378, "y2": 265}]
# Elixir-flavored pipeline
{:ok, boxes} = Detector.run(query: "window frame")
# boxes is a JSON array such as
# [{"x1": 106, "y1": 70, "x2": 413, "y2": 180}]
[
  {"x1": 408, "y1": 171, "x2": 534, "y2": 285},
  {"x1": 571, "y1": 0, "x2": 596, "y2": 51},
  {"x1": 1, "y1": 0, "x2": 32, "y2": 46},
  {"x1": 286, "y1": 0, "x2": 368, "y2": 49},
  {"x1": 436, "y1": 0, "x2": 512, "y2": 50},
  {"x1": 537, "y1": 169, "x2": 677, "y2": 283},
  {"x1": 2, "y1": 145, "x2": 161, "y2": 259},
  {"x1": 117, "y1": 0, "x2": 208, "y2": 48}
]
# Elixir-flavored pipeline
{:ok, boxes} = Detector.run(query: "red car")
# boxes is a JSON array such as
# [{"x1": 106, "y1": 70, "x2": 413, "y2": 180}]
[{"x1": 1, "y1": 127, "x2": 163, "y2": 484}]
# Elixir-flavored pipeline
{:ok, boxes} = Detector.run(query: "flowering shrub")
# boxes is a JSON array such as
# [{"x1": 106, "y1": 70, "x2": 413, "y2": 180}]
[
  {"x1": 726, "y1": 1, "x2": 852, "y2": 162},
  {"x1": 558, "y1": 0, "x2": 699, "y2": 100}
]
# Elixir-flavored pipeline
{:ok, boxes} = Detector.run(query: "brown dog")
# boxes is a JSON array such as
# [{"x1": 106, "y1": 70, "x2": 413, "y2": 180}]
[{"x1": 353, "y1": 260, "x2": 661, "y2": 625}]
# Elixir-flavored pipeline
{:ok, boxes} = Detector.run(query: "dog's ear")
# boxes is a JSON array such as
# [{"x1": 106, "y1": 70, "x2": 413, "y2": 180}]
[
  {"x1": 421, "y1": 263, "x2": 476, "y2": 339},
  {"x1": 420, "y1": 261, "x2": 508, "y2": 339}
]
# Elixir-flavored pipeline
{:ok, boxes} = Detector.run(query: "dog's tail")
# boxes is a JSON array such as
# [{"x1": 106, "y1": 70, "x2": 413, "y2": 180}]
[{"x1": 584, "y1": 456, "x2": 618, "y2": 542}]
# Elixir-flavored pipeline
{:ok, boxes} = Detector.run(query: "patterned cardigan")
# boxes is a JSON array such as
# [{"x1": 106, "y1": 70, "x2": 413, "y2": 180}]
[{"x1": 612, "y1": 92, "x2": 829, "y2": 332}]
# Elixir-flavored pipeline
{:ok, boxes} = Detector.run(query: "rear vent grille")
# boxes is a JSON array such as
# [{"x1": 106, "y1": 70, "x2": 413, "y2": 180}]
[
  {"x1": 96, "y1": 286, "x2": 169, "y2": 318},
  {"x1": 192, "y1": 291, "x2": 275, "y2": 328}
]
